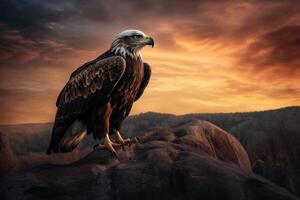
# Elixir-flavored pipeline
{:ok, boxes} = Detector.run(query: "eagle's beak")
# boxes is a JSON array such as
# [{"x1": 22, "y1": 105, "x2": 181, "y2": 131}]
[{"x1": 143, "y1": 36, "x2": 154, "y2": 48}]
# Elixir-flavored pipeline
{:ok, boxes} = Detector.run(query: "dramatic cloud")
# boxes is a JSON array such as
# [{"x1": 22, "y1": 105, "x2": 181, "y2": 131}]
[
  {"x1": 0, "y1": 0, "x2": 300, "y2": 124},
  {"x1": 237, "y1": 25, "x2": 300, "y2": 77}
]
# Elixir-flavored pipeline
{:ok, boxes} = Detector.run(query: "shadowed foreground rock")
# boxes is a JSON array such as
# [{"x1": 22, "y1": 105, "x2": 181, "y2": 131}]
[
  {"x1": 229, "y1": 107, "x2": 300, "y2": 196},
  {"x1": 0, "y1": 120, "x2": 298, "y2": 200}
]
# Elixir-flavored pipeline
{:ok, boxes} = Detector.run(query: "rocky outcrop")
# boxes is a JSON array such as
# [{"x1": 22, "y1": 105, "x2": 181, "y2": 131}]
[
  {"x1": 123, "y1": 107, "x2": 300, "y2": 196},
  {"x1": 0, "y1": 132, "x2": 19, "y2": 176},
  {"x1": 0, "y1": 120, "x2": 298, "y2": 200},
  {"x1": 230, "y1": 107, "x2": 300, "y2": 196},
  {"x1": 168, "y1": 120, "x2": 251, "y2": 171}
]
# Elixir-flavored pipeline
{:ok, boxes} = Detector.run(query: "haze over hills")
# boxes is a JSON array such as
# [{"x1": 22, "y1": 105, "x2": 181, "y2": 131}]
[{"x1": 0, "y1": 106, "x2": 300, "y2": 196}]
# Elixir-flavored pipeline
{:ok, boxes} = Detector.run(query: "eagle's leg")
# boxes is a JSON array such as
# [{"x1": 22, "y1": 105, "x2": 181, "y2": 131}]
[
  {"x1": 94, "y1": 103, "x2": 120, "y2": 158},
  {"x1": 103, "y1": 134, "x2": 120, "y2": 157},
  {"x1": 111, "y1": 111, "x2": 133, "y2": 146}
]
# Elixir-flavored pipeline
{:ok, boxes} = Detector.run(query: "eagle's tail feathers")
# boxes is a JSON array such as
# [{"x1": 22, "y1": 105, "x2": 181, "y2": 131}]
[{"x1": 46, "y1": 120, "x2": 86, "y2": 154}]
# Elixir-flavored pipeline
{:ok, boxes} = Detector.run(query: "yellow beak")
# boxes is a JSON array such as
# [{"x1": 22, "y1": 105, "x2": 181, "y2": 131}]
[{"x1": 141, "y1": 35, "x2": 155, "y2": 47}]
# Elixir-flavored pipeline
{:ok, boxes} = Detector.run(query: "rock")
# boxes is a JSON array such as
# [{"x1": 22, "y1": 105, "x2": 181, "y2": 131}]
[
  {"x1": 230, "y1": 107, "x2": 300, "y2": 196},
  {"x1": 171, "y1": 120, "x2": 251, "y2": 171},
  {"x1": 0, "y1": 120, "x2": 298, "y2": 200},
  {"x1": 0, "y1": 132, "x2": 19, "y2": 176}
]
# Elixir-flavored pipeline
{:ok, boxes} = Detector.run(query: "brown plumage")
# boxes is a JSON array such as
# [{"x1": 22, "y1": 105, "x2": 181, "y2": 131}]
[{"x1": 47, "y1": 30, "x2": 154, "y2": 155}]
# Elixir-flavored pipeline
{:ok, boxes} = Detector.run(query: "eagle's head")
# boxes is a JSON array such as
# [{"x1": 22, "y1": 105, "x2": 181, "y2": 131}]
[{"x1": 110, "y1": 29, "x2": 154, "y2": 58}]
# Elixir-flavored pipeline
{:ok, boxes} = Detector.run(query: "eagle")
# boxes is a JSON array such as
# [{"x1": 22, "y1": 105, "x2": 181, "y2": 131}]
[{"x1": 47, "y1": 30, "x2": 154, "y2": 157}]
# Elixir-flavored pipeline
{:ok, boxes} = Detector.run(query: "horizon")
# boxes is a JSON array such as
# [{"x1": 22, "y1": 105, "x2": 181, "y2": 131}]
[
  {"x1": 0, "y1": 105, "x2": 298, "y2": 126},
  {"x1": 1, "y1": 1, "x2": 300, "y2": 124}
]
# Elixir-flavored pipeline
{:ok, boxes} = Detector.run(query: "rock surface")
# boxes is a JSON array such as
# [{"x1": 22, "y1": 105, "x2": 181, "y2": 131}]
[
  {"x1": 0, "y1": 120, "x2": 298, "y2": 200},
  {"x1": 229, "y1": 107, "x2": 300, "y2": 196}
]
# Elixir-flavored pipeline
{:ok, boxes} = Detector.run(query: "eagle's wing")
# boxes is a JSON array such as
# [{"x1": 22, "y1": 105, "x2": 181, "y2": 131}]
[
  {"x1": 135, "y1": 63, "x2": 151, "y2": 101},
  {"x1": 47, "y1": 56, "x2": 126, "y2": 154},
  {"x1": 58, "y1": 56, "x2": 125, "y2": 106}
]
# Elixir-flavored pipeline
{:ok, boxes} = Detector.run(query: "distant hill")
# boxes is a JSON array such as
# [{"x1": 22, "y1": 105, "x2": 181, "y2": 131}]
[
  {"x1": 0, "y1": 106, "x2": 300, "y2": 196},
  {"x1": 122, "y1": 106, "x2": 300, "y2": 136},
  {"x1": 0, "y1": 123, "x2": 53, "y2": 155}
]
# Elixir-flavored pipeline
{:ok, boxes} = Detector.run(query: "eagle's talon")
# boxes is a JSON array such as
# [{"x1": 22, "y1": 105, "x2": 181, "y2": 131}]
[
  {"x1": 102, "y1": 134, "x2": 119, "y2": 157},
  {"x1": 111, "y1": 142, "x2": 121, "y2": 148},
  {"x1": 114, "y1": 130, "x2": 131, "y2": 146}
]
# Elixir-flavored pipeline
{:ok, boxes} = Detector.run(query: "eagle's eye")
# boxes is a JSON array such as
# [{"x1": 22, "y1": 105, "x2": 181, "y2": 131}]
[{"x1": 134, "y1": 34, "x2": 143, "y2": 40}]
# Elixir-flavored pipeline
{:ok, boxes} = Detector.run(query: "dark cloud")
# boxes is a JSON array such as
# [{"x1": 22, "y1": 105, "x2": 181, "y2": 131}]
[
  {"x1": 0, "y1": 0, "x2": 112, "y2": 54},
  {"x1": 0, "y1": 0, "x2": 201, "y2": 47},
  {"x1": 237, "y1": 25, "x2": 300, "y2": 78},
  {"x1": 0, "y1": 1, "x2": 70, "y2": 41},
  {"x1": 233, "y1": 1, "x2": 300, "y2": 39},
  {"x1": 1, "y1": 0, "x2": 298, "y2": 58}
]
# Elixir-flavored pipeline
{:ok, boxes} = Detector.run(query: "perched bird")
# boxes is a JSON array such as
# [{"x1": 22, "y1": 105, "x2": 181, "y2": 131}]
[{"x1": 47, "y1": 30, "x2": 154, "y2": 157}]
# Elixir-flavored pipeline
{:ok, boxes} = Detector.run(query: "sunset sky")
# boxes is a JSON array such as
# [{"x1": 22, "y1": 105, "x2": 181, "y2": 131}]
[{"x1": 1, "y1": 0, "x2": 300, "y2": 124}]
